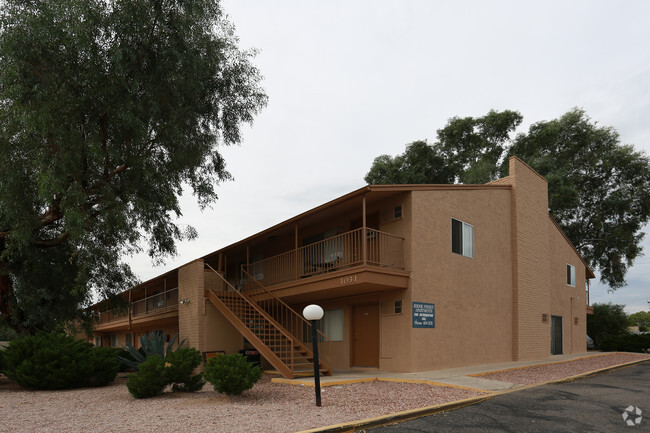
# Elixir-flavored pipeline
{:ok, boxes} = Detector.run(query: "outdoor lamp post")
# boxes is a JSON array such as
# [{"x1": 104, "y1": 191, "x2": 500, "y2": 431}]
[{"x1": 303, "y1": 304, "x2": 324, "y2": 407}]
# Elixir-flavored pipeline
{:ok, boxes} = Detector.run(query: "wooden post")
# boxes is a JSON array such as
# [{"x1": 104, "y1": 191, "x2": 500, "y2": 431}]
[
  {"x1": 295, "y1": 224, "x2": 299, "y2": 279},
  {"x1": 128, "y1": 288, "x2": 132, "y2": 331},
  {"x1": 362, "y1": 194, "x2": 367, "y2": 265}
]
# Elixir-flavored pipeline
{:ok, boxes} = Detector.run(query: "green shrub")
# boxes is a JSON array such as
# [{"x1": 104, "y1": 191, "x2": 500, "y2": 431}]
[
  {"x1": 0, "y1": 323, "x2": 19, "y2": 341},
  {"x1": 112, "y1": 347, "x2": 143, "y2": 372},
  {"x1": 165, "y1": 347, "x2": 205, "y2": 392},
  {"x1": 2, "y1": 332, "x2": 119, "y2": 389},
  {"x1": 203, "y1": 353, "x2": 262, "y2": 396},
  {"x1": 125, "y1": 348, "x2": 205, "y2": 398},
  {"x1": 126, "y1": 355, "x2": 168, "y2": 399},
  {"x1": 89, "y1": 346, "x2": 122, "y2": 386},
  {"x1": 587, "y1": 303, "x2": 628, "y2": 346},
  {"x1": 599, "y1": 333, "x2": 650, "y2": 352}
]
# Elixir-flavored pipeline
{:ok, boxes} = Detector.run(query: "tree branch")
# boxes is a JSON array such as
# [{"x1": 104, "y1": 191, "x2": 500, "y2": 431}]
[
  {"x1": 38, "y1": 196, "x2": 63, "y2": 226},
  {"x1": 34, "y1": 232, "x2": 69, "y2": 247}
]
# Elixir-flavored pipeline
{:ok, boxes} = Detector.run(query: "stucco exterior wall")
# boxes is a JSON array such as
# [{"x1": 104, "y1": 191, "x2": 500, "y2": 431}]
[
  {"x1": 508, "y1": 157, "x2": 552, "y2": 360},
  {"x1": 379, "y1": 290, "x2": 412, "y2": 371},
  {"x1": 408, "y1": 187, "x2": 513, "y2": 371},
  {"x1": 178, "y1": 259, "x2": 206, "y2": 352},
  {"x1": 549, "y1": 218, "x2": 588, "y2": 354},
  {"x1": 204, "y1": 271, "x2": 243, "y2": 354}
]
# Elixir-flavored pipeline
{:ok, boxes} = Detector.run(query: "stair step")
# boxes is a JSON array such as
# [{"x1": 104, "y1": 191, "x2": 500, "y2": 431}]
[{"x1": 205, "y1": 273, "x2": 331, "y2": 380}]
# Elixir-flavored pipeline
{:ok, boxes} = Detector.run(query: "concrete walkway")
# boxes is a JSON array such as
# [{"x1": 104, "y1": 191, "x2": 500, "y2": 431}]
[{"x1": 272, "y1": 352, "x2": 606, "y2": 392}]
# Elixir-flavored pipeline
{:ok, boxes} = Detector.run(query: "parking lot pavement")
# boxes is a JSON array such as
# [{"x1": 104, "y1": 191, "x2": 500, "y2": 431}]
[{"x1": 368, "y1": 360, "x2": 650, "y2": 433}]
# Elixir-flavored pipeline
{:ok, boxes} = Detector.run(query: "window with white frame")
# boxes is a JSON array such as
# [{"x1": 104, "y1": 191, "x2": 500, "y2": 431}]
[
  {"x1": 111, "y1": 334, "x2": 119, "y2": 347},
  {"x1": 566, "y1": 264, "x2": 576, "y2": 287},
  {"x1": 451, "y1": 218, "x2": 474, "y2": 258}
]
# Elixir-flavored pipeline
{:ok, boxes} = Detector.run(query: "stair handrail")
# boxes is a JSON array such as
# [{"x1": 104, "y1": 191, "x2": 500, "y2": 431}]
[
  {"x1": 204, "y1": 263, "x2": 295, "y2": 372},
  {"x1": 241, "y1": 267, "x2": 332, "y2": 371}
]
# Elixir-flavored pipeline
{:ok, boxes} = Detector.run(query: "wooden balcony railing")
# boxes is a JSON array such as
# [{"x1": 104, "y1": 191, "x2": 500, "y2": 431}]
[
  {"x1": 244, "y1": 228, "x2": 404, "y2": 288},
  {"x1": 96, "y1": 288, "x2": 179, "y2": 325}
]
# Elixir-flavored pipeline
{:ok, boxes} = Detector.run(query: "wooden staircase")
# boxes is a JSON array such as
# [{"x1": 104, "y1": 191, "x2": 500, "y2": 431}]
[{"x1": 204, "y1": 265, "x2": 331, "y2": 379}]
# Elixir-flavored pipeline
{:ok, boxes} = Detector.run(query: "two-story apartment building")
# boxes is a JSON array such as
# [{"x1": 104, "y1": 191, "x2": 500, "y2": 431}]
[{"x1": 91, "y1": 157, "x2": 594, "y2": 378}]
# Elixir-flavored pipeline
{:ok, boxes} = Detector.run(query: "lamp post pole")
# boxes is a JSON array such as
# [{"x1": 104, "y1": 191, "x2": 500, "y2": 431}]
[
  {"x1": 311, "y1": 318, "x2": 321, "y2": 407},
  {"x1": 303, "y1": 304, "x2": 324, "y2": 407}
]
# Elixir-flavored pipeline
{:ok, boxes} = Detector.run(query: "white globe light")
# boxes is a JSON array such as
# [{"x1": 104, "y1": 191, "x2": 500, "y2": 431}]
[{"x1": 303, "y1": 304, "x2": 324, "y2": 321}]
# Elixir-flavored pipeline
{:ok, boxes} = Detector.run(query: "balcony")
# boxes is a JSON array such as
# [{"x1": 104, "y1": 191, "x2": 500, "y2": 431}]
[
  {"x1": 241, "y1": 228, "x2": 407, "y2": 301},
  {"x1": 95, "y1": 288, "x2": 179, "y2": 330}
]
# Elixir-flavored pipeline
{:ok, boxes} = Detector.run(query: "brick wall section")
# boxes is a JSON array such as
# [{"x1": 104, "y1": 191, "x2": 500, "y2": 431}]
[
  {"x1": 509, "y1": 157, "x2": 552, "y2": 360},
  {"x1": 178, "y1": 259, "x2": 206, "y2": 352}
]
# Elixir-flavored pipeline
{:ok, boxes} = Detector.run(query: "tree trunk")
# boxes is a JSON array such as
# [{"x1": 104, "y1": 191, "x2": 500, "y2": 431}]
[{"x1": 0, "y1": 269, "x2": 12, "y2": 320}]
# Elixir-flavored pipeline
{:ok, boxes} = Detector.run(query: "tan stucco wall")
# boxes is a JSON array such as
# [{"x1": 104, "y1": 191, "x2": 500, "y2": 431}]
[
  {"x1": 549, "y1": 219, "x2": 588, "y2": 354},
  {"x1": 508, "y1": 157, "x2": 552, "y2": 360},
  {"x1": 204, "y1": 271, "x2": 243, "y2": 354},
  {"x1": 407, "y1": 187, "x2": 514, "y2": 371},
  {"x1": 379, "y1": 290, "x2": 412, "y2": 371},
  {"x1": 178, "y1": 259, "x2": 206, "y2": 352}
]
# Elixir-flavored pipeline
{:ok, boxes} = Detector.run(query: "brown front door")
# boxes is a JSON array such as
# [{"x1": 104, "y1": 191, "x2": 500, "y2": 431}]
[{"x1": 351, "y1": 304, "x2": 380, "y2": 367}]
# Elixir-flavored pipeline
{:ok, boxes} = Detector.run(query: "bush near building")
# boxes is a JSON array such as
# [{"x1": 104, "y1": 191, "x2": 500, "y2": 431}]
[
  {"x1": 587, "y1": 303, "x2": 629, "y2": 346},
  {"x1": 599, "y1": 334, "x2": 650, "y2": 353},
  {"x1": 125, "y1": 347, "x2": 204, "y2": 399},
  {"x1": 203, "y1": 353, "x2": 262, "y2": 396},
  {"x1": 2, "y1": 332, "x2": 118, "y2": 389}
]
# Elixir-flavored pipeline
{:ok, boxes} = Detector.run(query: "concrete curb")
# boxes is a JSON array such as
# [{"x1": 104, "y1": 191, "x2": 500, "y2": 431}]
[
  {"x1": 296, "y1": 357, "x2": 650, "y2": 433},
  {"x1": 296, "y1": 394, "x2": 492, "y2": 433}
]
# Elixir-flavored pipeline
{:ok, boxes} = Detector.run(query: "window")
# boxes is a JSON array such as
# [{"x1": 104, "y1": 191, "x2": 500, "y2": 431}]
[
  {"x1": 303, "y1": 308, "x2": 344, "y2": 342},
  {"x1": 394, "y1": 205, "x2": 403, "y2": 219},
  {"x1": 451, "y1": 218, "x2": 474, "y2": 258},
  {"x1": 95, "y1": 337, "x2": 101, "y2": 347},
  {"x1": 125, "y1": 333, "x2": 132, "y2": 346},
  {"x1": 111, "y1": 334, "x2": 119, "y2": 347},
  {"x1": 394, "y1": 300, "x2": 402, "y2": 314},
  {"x1": 321, "y1": 309, "x2": 344, "y2": 341},
  {"x1": 566, "y1": 264, "x2": 576, "y2": 287}
]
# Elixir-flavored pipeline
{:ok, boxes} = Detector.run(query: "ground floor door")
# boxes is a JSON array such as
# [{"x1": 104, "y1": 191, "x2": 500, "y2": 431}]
[
  {"x1": 351, "y1": 304, "x2": 380, "y2": 367},
  {"x1": 551, "y1": 315, "x2": 563, "y2": 355}
]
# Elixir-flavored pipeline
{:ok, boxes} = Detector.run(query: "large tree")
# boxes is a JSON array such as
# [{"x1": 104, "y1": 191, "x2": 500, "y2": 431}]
[
  {"x1": 587, "y1": 303, "x2": 629, "y2": 346},
  {"x1": 365, "y1": 109, "x2": 650, "y2": 290},
  {"x1": 0, "y1": 0, "x2": 267, "y2": 332},
  {"x1": 505, "y1": 109, "x2": 650, "y2": 289}
]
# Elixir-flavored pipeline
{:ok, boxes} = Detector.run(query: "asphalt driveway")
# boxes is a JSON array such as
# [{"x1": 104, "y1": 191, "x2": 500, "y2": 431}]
[{"x1": 369, "y1": 360, "x2": 650, "y2": 433}]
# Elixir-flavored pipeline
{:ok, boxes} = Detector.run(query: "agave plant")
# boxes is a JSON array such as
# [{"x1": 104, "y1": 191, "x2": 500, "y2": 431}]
[{"x1": 116, "y1": 331, "x2": 186, "y2": 370}]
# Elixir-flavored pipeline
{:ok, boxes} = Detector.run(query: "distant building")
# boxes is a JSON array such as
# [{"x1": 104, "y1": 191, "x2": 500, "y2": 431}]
[{"x1": 90, "y1": 157, "x2": 594, "y2": 378}]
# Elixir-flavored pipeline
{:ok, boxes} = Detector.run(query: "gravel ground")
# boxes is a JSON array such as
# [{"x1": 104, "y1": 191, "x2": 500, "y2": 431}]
[
  {"x1": 0, "y1": 375, "x2": 481, "y2": 433},
  {"x1": 478, "y1": 353, "x2": 650, "y2": 385},
  {"x1": 1, "y1": 353, "x2": 647, "y2": 433}
]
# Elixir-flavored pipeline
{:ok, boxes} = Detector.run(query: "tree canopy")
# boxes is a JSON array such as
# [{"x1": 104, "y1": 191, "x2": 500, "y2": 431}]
[
  {"x1": 0, "y1": 0, "x2": 267, "y2": 332},
  {"x1": 365, "y1": 109, "x2": 650, "y2": 290},
  {"x1": 586, "y1": 303, "x2": 629, "y2": 346},
  {"x1": 628, "y1": 311, "x2": 650, "y2": 328}
]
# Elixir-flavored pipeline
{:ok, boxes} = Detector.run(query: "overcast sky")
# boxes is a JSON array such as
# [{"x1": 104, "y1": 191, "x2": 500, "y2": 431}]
[{"x1": 128, "y1": 0, "x2": 650, "y2": 313}]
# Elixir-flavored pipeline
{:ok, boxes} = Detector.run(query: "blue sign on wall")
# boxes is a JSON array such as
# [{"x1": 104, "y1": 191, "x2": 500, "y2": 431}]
[{"x1": 412, "y1": 302, "x2": 435, "y2": 328}]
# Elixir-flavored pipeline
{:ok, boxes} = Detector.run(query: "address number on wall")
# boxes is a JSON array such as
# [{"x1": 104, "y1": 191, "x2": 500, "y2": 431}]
[{"x1": 340, "y1": 275, "x2": 358, "y2": 285}]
